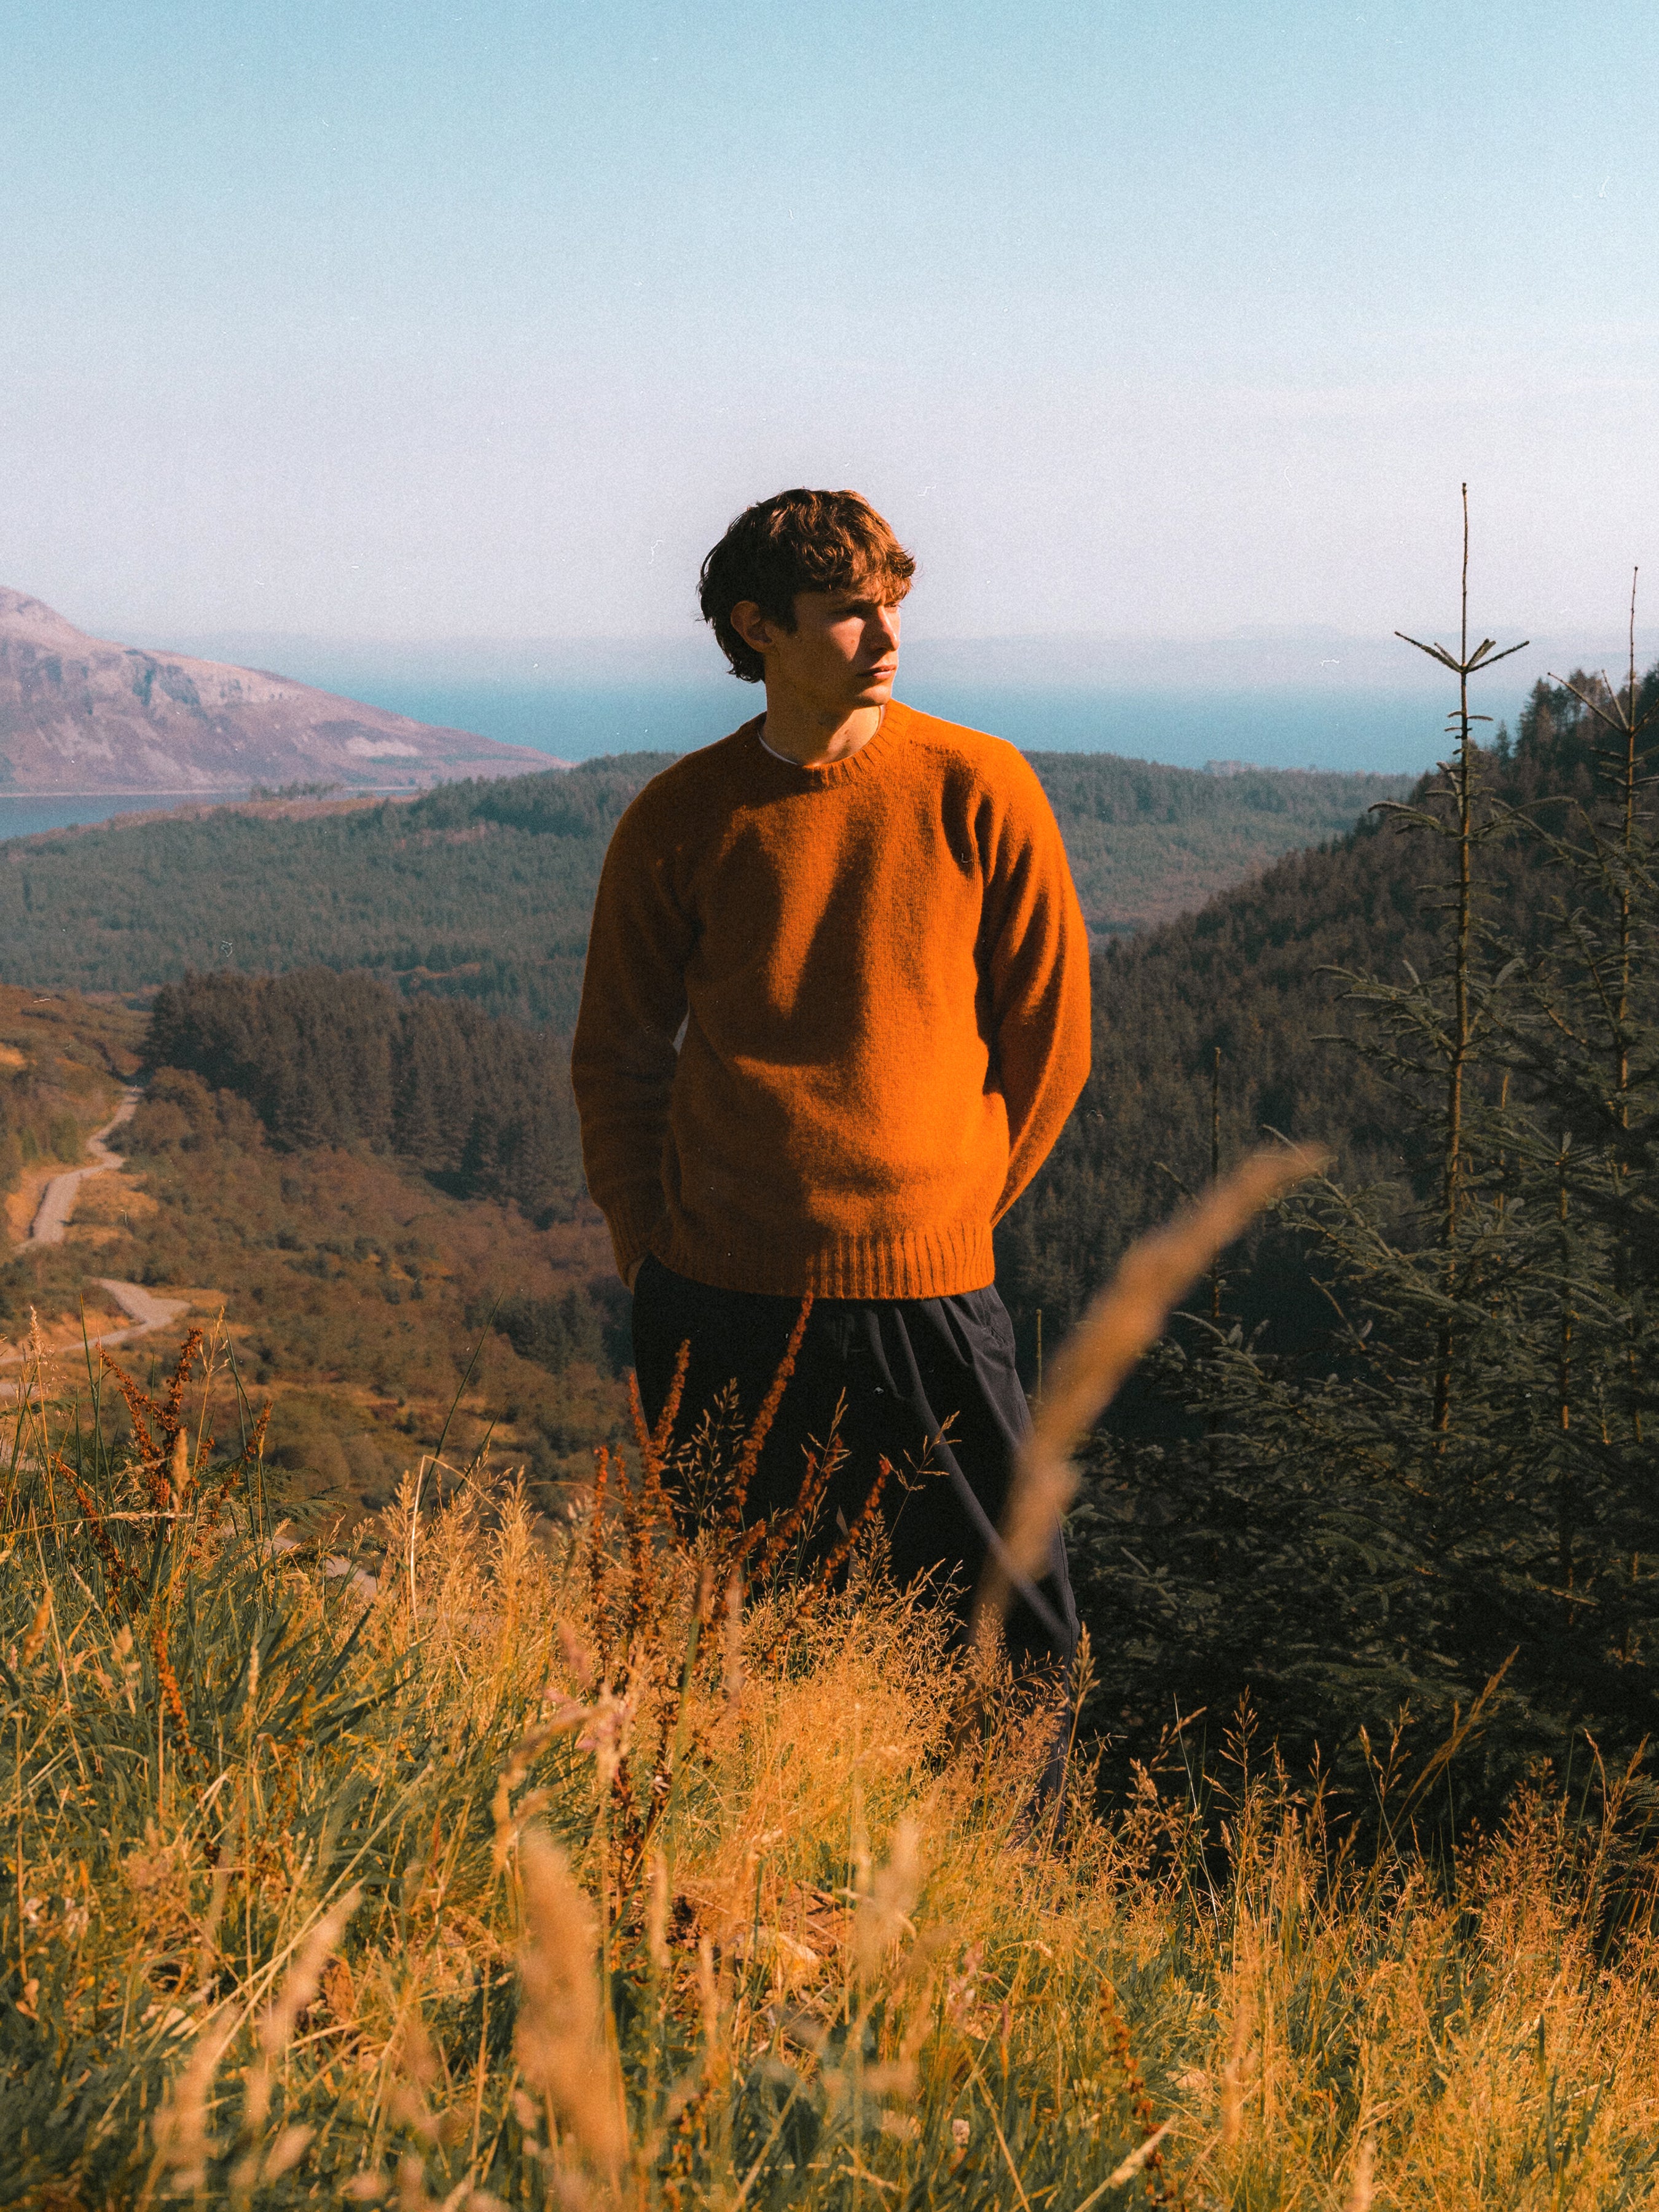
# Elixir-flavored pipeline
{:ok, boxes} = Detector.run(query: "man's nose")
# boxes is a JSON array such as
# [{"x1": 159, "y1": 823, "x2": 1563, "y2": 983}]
[{"x1": 869, "y1": 606, "x2": 901, "y2": 655}]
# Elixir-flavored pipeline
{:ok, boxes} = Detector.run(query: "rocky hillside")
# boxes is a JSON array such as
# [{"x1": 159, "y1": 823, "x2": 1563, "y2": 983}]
[{"x1": 0, "y1": 587, "x2": 554, "y2": 795}]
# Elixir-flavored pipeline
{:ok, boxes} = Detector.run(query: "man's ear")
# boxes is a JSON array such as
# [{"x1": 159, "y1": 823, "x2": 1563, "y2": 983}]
[{"x1": 728, "y1": 600, "x2": 772, "y2": 657}]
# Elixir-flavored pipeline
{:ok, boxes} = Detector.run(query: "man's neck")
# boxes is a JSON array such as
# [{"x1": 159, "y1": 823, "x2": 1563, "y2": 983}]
[{"x1": 757, "y1": 697, "x2": 885, "y2": 768}]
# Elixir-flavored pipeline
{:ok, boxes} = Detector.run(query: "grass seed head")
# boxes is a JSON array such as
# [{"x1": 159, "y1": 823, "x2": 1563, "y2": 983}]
[
  {"x1": 646, "y1": 1850, "x2": 671, "y2": 1973},
  {"x1": 723, "y1": 1569, "x2": 744, "y2": 1707},
  {"x1": 976, "y1": 1146, "x2": 1325, "y2": 1647},
  {"x1": 1221, "y1": 1988, "x2": 1255, "y2": 2147},
  {"x1": 261, "y1": 1888, "x2": 363, "y2": 2058},
  {"x1": 696, "y1": 1932, "x2": 720, "y2": 2047},
  {"x1": 514, "y1": 1826, "x2": 627, "y2": 2174},
  {"x1": 263, "y1": 2122, "x2": 315, "y2": 2181},
  {"x1": 20, "y1": 1588, "x2": 52, "y2": 1669},
  {"x1": 242, "y1": 1888, "x2": 362, "y2": 2146},
  {"x1": 152, "y1": 2005, "x2": 238, "y2": 2192},
  {"x1": 1345, "y1": 2135, "x2": 1375, "y2": 2212},
  {"x1": 855, "y1": 1818, "x2": 923, "y2": 1977},
  {"x1": 170, "y1": 1424, "x2": 190, "y2": 1506}
]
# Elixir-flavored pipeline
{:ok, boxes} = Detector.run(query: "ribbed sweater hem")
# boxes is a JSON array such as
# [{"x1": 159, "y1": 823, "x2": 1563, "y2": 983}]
[{"x1": 651, "y1": 1216, "x2": 997, "y2": 1302}]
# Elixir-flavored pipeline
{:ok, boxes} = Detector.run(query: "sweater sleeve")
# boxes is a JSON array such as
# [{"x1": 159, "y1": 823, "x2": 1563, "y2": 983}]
[
  {"x1": 571, "y1": 794, "x2": 696, "y2": 1282},
  {"x1": 978, "y1": 754, "x2": 1092, "y2": 1223}
]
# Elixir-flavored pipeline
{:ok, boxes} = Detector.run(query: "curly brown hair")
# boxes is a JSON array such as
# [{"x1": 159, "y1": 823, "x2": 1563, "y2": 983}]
[{"x1": 697, "y1": 488, "x2": 916, "y2": 684}]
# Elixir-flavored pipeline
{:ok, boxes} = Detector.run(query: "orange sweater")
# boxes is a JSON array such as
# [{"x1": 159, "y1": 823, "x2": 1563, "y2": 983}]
[{"x1": 571, "y1": 701, "x2": 1091, "y2": 1299}]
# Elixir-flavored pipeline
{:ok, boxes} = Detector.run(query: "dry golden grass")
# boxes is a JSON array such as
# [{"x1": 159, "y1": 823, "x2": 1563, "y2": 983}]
[{"x1": 3, "y1": 1237, "x2": 1659, "y2": 2208}]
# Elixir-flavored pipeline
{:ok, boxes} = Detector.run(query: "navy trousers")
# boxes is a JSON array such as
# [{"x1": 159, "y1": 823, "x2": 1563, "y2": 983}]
[{"x1": 630, "y1": 1255, "x2": 1078, "y2": 1677}]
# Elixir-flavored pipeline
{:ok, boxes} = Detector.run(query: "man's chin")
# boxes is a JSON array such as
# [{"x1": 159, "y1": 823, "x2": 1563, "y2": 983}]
[{"x1": 806, "y1": 675, "x2": 893, "y2": 717}]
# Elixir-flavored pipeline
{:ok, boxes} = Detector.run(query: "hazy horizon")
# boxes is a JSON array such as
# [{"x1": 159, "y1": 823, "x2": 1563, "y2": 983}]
[
  {"x1": 115, "y1": 611, "x2": 1659, "y2": 777},
  {"x1": 16, "y1": 557, "x2": 1656, "y2": 779},
  {"x1": 10, "y1": 573, "x2": 1653, "y2": 780}
]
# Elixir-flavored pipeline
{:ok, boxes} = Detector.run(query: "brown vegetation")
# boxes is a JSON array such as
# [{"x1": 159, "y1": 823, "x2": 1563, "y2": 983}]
[
  {"x1": 0, "y1": 984, "x2": 139, "y2": 1245},
  {"x1": 3, "y1": 1000, "x2": 626, "y2": 1524}
]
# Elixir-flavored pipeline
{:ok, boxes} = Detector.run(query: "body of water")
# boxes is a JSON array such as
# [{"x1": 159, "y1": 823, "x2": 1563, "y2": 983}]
[
  {"x1": 0, "y1": 678, "x2": 1520, "y2": 842},
  {"x1": 319, "y1": 676, "x2": 1510, "y2": 775},
  {"x1": 0, "y1": 792, "x2": 200, "y2": 839},
  {"x1": 0, "y1": 786, "x2": 413, "y2": 842}
]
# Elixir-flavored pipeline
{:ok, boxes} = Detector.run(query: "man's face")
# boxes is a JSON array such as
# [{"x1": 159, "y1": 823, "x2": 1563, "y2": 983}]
[{"x1": 739, "y1": 586, "x2": 903, "y2": 715}]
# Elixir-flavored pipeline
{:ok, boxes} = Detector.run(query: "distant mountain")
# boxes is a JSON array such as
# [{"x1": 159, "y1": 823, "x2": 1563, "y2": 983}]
[{"x1": 0, "y1": 588, "x2": 556, "y2": 795}]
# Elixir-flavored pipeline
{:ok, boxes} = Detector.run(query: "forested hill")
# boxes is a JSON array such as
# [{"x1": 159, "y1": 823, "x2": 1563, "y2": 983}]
[
  {"x1": 0, "y1": 759, "x2": 675, "y2": 1032},
  {"x1": 995, "y1": 669, "x2": 1658, "y2": 1351},
  {"x1": 1028, "y1": 661, "x2": 1659, "y2": 1797},
  {"x1": 0, "y1": 747, "x2": 1406, "y2": 1027},
  {"x1": 145, "y1": 967, "x2": 580, "y2": 1224}
]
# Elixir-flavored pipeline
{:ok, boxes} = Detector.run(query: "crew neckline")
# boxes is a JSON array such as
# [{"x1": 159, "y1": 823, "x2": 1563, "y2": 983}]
[{"x1": 749, "y1": 702, "x2": 903, "y2": 783}]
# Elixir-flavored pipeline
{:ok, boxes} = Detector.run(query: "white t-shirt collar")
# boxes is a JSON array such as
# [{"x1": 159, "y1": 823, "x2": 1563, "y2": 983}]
[{"x1": 756, "y1": 705, "x2": 887, "y2": 766}]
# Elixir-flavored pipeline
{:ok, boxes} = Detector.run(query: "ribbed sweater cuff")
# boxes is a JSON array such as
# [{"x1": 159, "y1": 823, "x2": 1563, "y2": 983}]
[{"x1": 603, "y1": 1194, "x2": 667, "y2": 1286}]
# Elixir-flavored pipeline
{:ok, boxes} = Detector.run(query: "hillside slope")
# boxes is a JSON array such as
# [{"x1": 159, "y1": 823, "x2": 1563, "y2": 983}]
[
  {"x1": 995, "y1": 669, "x2": 1655, "y2": 1351},
  {"x1": 0, "y1": 586, "x2": 552, "y2": 794},
  {"x1": 1024, "y1": 751, "x2": 1408, "y2": 930},
  {"x1": 0, "y1": 750, "x2": 1407, "y2": 1024},
  {"x1": 0, "y1": 983, "x2": 142, "y2": 1236},
  {"x1": 2, "y1": 988, "x2": 626, "y2": 1515}
]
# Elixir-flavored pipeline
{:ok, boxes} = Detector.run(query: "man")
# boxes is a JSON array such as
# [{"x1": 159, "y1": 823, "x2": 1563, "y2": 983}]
[{"x1": 571, "y1": 487, "x2": 1089, "y2": 1674}]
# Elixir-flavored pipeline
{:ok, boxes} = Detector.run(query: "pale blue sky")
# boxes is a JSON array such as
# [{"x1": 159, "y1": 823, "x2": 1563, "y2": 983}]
[{"x1": 4, "y1": 0, "x2": 1657, "y2": 660}]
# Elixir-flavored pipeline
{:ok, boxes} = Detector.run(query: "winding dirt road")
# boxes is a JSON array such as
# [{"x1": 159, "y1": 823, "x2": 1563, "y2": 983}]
[
  {"x1": 2, "y1": 1092, "x2": 192, "y2": 1379},
  {"x1": 29, "y1": 1088, "x2": 141, "y2": 1245},
  {"x1": 0, "y1": 1277, "x2": 190, "y2": 1377}
]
